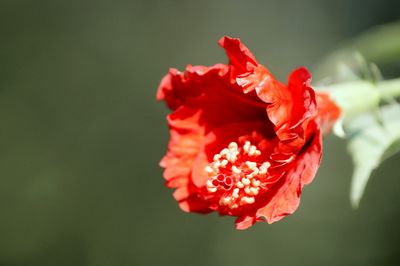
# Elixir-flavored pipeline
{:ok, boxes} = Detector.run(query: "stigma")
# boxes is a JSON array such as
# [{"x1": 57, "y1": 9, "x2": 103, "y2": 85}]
[{"x1": 205, "y1": 132, "x2": 270, "y2": 209}]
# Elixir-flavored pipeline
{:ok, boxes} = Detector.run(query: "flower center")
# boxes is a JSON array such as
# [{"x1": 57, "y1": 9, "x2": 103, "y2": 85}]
[{"x1": 205, "y1": 132, "x2": 270, "y2": 209}]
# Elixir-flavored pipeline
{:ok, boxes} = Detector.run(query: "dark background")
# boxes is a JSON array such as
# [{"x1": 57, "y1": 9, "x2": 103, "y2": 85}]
[{"x1": 0, "y1": 0, "x2": 400, "y2": 265}]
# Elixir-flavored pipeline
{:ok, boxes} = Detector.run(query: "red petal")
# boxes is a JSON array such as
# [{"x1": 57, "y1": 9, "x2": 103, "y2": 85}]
[
  {"x1": 177, "y1": 193, "x2": 212, "y2": 214},
  {"x1": 219, "y1": 36, "x2": 278, "y2": 95},
  {"x1": 255, "y1": 128, "x2": 322, "y2": 224},
  {"x1": 156, "y1": 68, "x2": 184, "y2": 110},
  {"x1": 158, "y1": 72, "x2": 211, "y2": 212},
  {"x1": 157, "y1": 65, "x2": 229, "y2": 110},
  {"x1": 218, "y1": 36, "x2": 258, "y2": 75},
  {"x1": 286, "y1": 67, "x2": 317, "y2": 130},
  {"x1": 315, "y1": 91, "x2": 341, "y2": 134},
  {"x1": 161, "y1": 106, "x2": 205, "y2": 201},
  {"x1": 256, "y1": 67, "x2": 317, "y2": 146},
  {"x1": 235, "y1": 215, "x2": 257, "y2": 230}
]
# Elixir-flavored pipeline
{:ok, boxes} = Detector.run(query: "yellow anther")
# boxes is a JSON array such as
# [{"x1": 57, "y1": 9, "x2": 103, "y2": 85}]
[
  {"x1": 229, "y1": 203, "x2": 238, "y2": 209},
  {"x1": 220, "y1": 196, "x2": 232, "y2": 206},
  {"x1": 236, "y1": 181, "x2": 244, "y2": 188},
  {"x1": 226, "y1": 152, "x2": 236, "y2": 162},
  {"x1": 262, "y1": 162, "x2": 271, "y2": 168},
  {"x1": 206, "y1": 179, "x2": 214, "y2": 188},
  {"x1": 252, "y1": 179, "x2": 261, "y2": 187},
  {"x1": 213, "y1": 154, "x2": 221, "y2": 161},
  {"x1": 241, "y1": 196, "x2": 255, "y2": 205},
  {"x1": 228, "y1": 142, "x2": 238, "y2": 149},
  {"x1": 245, "y1": 161, "x2": 257, "y2": 169},
  {"x1": 249, "y1": 187, "x2": 259, "y2": 195},
  {"x1": 220, "y1": 159, "x2": 228, "y2": 167},
  {"x1": 207, "y1": 187, "x2": 217, "y2": 193},
  {"x1": 248, "y1": 145, "x2": 257, "y2": 156},
  {"x1": 243, "y1": 141, "x2": 251, "y2": 153},
  {"x1": 220, "y1": 148, "x2": 229, "y2": 156},
  {"x1": 231, "y1": 166, "x2": 241, "y2": 174},
  {"x1": 259, "y1": 162, "x2": 270, "y2": 174},
  {"x1": 241, "y1": 178, "x2": 251, "y2": 186},
  {"x1": 232, "y1": 188, "x2": 240, "y2": 198},
  {"x1": 205, "y1": 166, "x2": 214, "y2": 174},
  {"x1": 246, "y1": 168, "x2": 259, "y2": 179}
]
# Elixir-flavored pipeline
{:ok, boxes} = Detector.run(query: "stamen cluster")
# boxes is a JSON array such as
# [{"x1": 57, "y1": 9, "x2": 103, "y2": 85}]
[{"x1": 205, "y1": 133, "x2": 271, "y2": 209}]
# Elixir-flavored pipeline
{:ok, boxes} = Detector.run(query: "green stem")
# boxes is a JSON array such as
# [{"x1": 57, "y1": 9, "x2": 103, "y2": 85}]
[
  {"x1": 315, "y1": 77, "x2": 400, "y2": 120},
  {"x1": 377, "y1": 78, "x2": 400, "y2": 99}
]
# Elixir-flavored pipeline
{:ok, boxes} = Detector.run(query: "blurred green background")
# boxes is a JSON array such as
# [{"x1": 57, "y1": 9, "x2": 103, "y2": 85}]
[{"x1": 0, "y1": 0, "x2": 400, "y2": 265}]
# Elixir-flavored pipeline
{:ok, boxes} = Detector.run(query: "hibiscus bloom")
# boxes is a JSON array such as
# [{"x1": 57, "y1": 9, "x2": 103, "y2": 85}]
[{"x1": 157, "y1": 36, "x2": 340, "y2": 229}]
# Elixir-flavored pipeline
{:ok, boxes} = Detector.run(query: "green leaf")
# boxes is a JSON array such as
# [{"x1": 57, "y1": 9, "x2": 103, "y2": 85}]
[{"x1": 347, "y1": 104, "x2": 400, "y2": 208}]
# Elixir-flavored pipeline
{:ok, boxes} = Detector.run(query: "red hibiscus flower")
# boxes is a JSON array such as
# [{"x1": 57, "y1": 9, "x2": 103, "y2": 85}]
[{"x1": 157, "y1": 36, "x2": 340, "y2": 229}]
